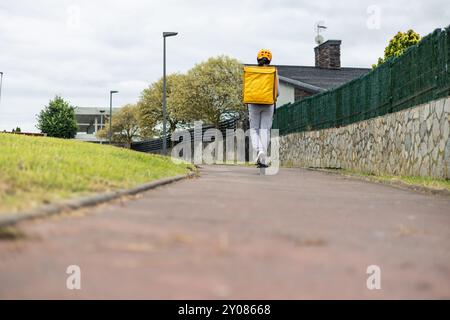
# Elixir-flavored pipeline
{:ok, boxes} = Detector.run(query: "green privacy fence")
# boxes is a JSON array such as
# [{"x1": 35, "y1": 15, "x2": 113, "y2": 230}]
[{"x1": 273, "y1": 26, "x2": 450, "y2": 135}]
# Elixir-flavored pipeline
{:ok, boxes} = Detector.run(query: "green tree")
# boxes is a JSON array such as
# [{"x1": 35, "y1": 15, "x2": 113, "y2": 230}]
[
  {"x1": 138, "y1": 55, "x2": 244, "y2": 134},
  {"x1": 138, "y1": 73, "x2": 192, "y2": 136},
  {"x1": 36, "y1": 96, "x2": 78, "y2": 138},
  {"x1": 373, "y1": 29, "x2": 421, "y2": 68},
  {"x1": 185, "y1": 55, "x2": 244, "y2": 127},
  {"x1": 97, "y1": 104, "x2": 142, "y2": 148}
]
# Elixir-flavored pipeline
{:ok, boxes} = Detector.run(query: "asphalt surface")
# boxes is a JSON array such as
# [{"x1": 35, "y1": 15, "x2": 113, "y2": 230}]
[{"x1": 0, "y1": 165, "x2": 449, "y2": 299}]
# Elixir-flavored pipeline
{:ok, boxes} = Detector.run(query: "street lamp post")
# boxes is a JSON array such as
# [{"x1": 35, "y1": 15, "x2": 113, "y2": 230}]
[
  {"x1": 162, "y1": 32, "x2": 178, "y2": 155},
  {"x1": 99, "y1": 110, "x2": 105, "y2": 144},
  {"x1": 109, "y1": 90, "x2": 118, "y2": 145}
]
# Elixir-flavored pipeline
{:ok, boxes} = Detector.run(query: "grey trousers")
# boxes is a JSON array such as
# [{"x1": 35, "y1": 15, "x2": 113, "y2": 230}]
[{"x1": 248, "y1": 104, "x2": 274, "y2": 155}]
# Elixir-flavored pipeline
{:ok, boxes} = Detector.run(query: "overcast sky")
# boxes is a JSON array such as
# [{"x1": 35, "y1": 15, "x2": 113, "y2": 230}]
[{"x1": 0, "y1": 0, "x2": 449, "y2": 132}]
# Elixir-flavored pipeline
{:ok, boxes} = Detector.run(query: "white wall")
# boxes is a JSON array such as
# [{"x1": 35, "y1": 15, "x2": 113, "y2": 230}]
[{"x1": 277, "y1": 82, "x2": 295, "y2": 107}]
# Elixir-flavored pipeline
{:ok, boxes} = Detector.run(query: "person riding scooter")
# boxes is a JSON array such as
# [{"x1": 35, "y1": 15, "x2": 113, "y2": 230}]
[{"x1": 245, "y1": 49, "x2": 279, "y2": 168}]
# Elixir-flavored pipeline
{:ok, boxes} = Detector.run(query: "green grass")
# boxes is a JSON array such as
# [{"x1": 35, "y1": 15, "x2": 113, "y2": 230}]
[
  {"x1": 0, "y1": 133, "x2": 195, "y2": 214},
  {"x1": 281, "y1": 163, "x2": 450, "y2": 192},
  {"x1": 0, "y1": 226, "x2": 25, "y2": 240},
  {"x1": 338, "y1": 169, "x2": 450, "y2": 192}
]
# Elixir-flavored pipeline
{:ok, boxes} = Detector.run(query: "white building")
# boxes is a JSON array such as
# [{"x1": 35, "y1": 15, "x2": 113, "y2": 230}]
[
  {"x1": 74, "y1": 107, "x2": 120, "y2": 142},
  {"x1": 276, "y1": 76, "x2": 325, "y2": 107}
]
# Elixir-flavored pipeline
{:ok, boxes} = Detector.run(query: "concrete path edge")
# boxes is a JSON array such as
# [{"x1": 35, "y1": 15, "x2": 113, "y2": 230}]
[
  {"x1": 306, "y1": 168, "x2": 450, "y2": 197},
  {"x1": 0, "y1": 172, "x2": 197, "y2": 228}
]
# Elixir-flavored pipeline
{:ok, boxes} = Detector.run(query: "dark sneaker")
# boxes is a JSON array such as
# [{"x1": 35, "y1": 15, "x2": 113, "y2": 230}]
[{"x1": 256, "y1": 161, "x2": 269, "y2": 168}]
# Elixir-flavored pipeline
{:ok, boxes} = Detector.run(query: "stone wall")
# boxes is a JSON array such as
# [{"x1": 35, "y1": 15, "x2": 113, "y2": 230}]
[{"x1": 279, "y1": 97, "x2": 450, "y2": 179}]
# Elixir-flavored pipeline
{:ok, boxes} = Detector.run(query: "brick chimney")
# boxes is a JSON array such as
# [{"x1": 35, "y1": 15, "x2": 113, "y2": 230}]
[{"x1": 314, "y1": 40, "x2": 341, "y2": 69}]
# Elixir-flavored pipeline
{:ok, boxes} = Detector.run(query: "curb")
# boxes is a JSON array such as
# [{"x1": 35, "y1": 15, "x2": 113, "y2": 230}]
[
  {"x1": 0, "y1": 172, "x2": 197, "y2": 228},
  {"x1": 306, "y1": 168, "x2": 450, "y2": 197}
]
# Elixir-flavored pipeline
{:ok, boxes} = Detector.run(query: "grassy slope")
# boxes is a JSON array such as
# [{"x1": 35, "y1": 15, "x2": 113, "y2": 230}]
[{"x1": 0, "y1": 134, "x2": 194, "y2": 213}]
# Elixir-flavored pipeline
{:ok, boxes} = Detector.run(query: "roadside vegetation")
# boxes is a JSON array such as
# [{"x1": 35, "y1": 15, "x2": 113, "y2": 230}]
[
  {"x1": 0, "y1": 133, "x2": 194, "y2": 214},
  {"x1": 372, "y1": 29, "x2": 421, "y2": 68},
  {"x1": 36, "y1": 96, "x2": 78, "y2": 139},
  {"x1": 96, "y1": 55, "x2": 244, "y2": 145},
  {"x1": 326, "y1": 168, "x2": 449, "y2": 192},
  {"x1": 354, "y1": 172, "x2": 450, "y2": 192}
]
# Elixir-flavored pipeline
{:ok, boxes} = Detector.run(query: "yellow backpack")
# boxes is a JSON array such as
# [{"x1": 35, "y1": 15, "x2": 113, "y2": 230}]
[{"x1": 243, "y1": 66, "x2": 278, "y2": 105}]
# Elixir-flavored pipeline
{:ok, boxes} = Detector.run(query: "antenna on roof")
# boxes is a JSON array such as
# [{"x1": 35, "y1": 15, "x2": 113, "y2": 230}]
[{"x1": 315, "y1": 21, "x2": 327, "y2": 45}]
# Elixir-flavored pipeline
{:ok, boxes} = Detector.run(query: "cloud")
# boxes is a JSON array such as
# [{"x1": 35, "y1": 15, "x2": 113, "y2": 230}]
[{"x1": 0, "y1": 0, "x2": 448, "y2": 131}]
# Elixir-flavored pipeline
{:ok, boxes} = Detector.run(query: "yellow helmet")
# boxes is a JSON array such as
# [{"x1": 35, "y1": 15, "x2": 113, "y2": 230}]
[{"x1": 257, "y1": 49, "x2": 272, "y2": 62}]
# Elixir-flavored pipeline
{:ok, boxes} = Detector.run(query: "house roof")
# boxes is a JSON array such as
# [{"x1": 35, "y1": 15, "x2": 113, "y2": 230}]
[
  {"x1": 275, "y1": 65, "x2": 371, "y2": 90},
  {"x1": 278, "y1": 75, "x2": 325, "y2": 94},
  {"x1": 74, "y1": 107, "x2": 121, "y2": 116}
]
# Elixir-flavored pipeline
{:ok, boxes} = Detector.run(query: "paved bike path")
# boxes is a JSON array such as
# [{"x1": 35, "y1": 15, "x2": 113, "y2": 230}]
[{"x1": 0, "y1": 165, "x2": 449, "y2": 299}]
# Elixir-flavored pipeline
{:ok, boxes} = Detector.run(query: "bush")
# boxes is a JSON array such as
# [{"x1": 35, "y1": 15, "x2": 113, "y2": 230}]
[
  {"x1": 36, "y1": 96, "x2": 78, "y2": 138},
  {"x1": 373, "y1": 29, "x2": 421, "y2": 68}
]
